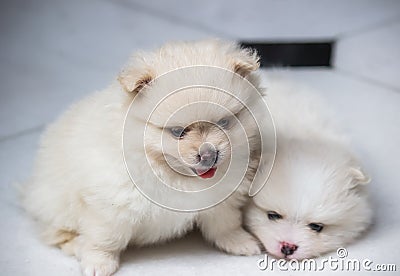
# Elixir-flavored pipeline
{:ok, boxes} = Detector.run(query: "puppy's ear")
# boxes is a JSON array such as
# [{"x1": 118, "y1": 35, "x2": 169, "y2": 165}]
[
  {"x1": 348, "y1": 167, "x2": 371, "y2": 188},
  {"x1": 118, "y1": 65, "x2": 155, "y2": 95},
  {"x1": 231, "y1": 47, "x2": 260, "y2": 77}
]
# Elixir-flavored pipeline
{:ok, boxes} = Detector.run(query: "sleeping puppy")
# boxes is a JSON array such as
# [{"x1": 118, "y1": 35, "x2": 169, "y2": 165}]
[
  {"x1": 23, "y1": 40, "x2": 267, "y2": 275},
  {"x1": 245, "y1": 81, "x2": 372, "y2": 260}
]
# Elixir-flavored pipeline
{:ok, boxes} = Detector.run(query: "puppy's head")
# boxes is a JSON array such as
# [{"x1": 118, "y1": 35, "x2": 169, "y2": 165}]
[
  {"x1": 245, "y1": 140, "x2": 372, "y2": 259},
  {"x1": 118, "y1": 39, "x2": 259, "y2": 95},
  {"x1": 120, "y1": 40, "x2": 262, "y2": 181}
]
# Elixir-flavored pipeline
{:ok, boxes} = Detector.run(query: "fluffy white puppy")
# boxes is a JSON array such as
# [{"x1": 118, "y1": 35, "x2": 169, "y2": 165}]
[
  {"x1": 245, "y1": 81, "x2": 372, "y2": 260},
  {"x1": 23, "y1": 40, "x2": 266, "y2": 275}
]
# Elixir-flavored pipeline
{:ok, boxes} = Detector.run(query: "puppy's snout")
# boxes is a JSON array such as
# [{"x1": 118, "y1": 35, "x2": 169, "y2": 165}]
[
  {"x1": 280, "y1": 242, "x2": 298, "y2": 256},
  {"x1": 197, "y1": 143, "x2": 218, "y2": 167}
]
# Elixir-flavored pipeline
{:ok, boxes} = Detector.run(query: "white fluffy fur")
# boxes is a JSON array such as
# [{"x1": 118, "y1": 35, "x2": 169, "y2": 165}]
[
  {"x1": 22, "y1": 40, "x2": 264, "y2": 276},
  {"x1": 245, "y1": 80, "x2": 372, "y2": 260}
]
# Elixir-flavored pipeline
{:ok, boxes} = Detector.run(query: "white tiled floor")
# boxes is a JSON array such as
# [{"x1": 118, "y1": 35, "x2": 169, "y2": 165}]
[{"x1": 1, "y1": 1, "x2": 399, "y2": 275}]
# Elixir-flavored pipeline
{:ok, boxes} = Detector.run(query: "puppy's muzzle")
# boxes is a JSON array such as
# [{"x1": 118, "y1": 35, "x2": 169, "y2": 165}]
[
  {"x1": 280, "y1": 242, "x2": 298, "y2": 256},
  {"x1": 197, "y1": 144, "x2": 219, "y2": 167}
]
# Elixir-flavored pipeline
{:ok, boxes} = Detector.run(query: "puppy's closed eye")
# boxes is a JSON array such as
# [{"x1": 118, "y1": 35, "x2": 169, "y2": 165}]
[
  {"x1": 267, "y1": 211, "x2": 283, "y2": 221},
  {"x1": 308, "y1": 223, "x2": 324, "y2": 233}
]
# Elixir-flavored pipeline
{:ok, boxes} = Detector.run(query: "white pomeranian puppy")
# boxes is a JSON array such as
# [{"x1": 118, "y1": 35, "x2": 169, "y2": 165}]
[
  {"x1": 22, "y1": 40, "x2": 271, "y2": 275},
  {"x1": 244, "y1": 80, "x2": 372, "y2": 260}
]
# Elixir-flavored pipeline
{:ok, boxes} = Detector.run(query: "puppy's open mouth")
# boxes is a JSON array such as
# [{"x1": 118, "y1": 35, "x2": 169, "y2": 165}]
[{"x1": 192, "y1": 167, "x2": 217, "y2": 179}]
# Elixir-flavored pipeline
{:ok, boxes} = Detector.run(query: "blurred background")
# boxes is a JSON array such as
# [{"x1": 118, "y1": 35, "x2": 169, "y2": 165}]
[{"x1": 1, "y1": 0, "x2": 399, "y2": 275}]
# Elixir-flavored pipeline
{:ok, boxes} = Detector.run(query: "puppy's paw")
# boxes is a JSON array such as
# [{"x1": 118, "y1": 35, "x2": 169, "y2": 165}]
[
  {"x1": 80, "y1": 251, "x2": 119, "y2": 276},
  {"x1": 214, "y1": 229, "x2": 261, "y2": 256}
]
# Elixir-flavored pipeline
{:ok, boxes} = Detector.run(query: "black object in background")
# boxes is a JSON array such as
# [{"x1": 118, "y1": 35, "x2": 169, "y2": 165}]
[{"x1": 240, "y1": 41, "x2": 334, "y2": 67}]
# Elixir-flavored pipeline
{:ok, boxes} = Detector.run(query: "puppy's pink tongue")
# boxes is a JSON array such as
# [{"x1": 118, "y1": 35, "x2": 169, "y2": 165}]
[{"x1": 196, "y1": 168, "x2": 217, "y2": 179}]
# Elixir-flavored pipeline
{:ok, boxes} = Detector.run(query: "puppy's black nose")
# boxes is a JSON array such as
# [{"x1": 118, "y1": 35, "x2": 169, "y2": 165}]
[
  {"x1": 280, "y1": 242, "x2": 298, "y2": 256},
  {"x1": 198, "y1": 147, "x2": 218, "y2": 167}
]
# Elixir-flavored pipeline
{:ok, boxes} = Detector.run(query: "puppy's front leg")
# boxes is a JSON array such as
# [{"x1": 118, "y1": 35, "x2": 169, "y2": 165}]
[
  {"x1": 72, "y1": 211, "x2": 133, "y2": 276},
  {"x1": 197, "y1": 201, "x2": 261, "y2": 256}
]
